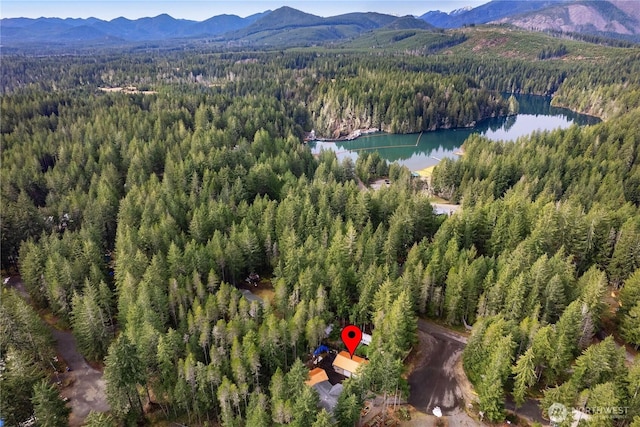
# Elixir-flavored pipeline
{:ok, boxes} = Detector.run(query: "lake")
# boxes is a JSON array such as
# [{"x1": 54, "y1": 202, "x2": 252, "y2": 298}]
[{"x1": 309, "y1": 94, "x2": 600, "y2": 172}]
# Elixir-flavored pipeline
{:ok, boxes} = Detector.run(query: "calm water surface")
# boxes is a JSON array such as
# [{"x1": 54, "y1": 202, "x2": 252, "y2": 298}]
[{"x1": 309, "y1": 94, "x2": 600, "y2": 171}]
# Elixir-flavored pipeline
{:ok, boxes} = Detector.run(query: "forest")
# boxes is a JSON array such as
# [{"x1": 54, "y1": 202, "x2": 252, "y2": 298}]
[{"x1": 1, "y1": 34, "x2": 640, "y2": 427}]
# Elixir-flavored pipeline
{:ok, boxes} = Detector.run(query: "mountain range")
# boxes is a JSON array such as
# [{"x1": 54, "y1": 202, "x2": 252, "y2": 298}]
[
  {"x1": 1, "y1": 0, "x2": 638, "y2": 50},
  {"x1": 0, "y1": 11, "x2": 270, "y2": 44}
]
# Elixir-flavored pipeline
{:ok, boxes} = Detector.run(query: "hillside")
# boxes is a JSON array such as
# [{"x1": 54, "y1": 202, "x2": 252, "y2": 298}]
[
  {"x1": 419, "y1": 0, "x2": 568, "y2": 28},
  {"x1": 189, "y1": 12, "x2": 270, "y2": 37},
  {"x1": 227, "y1": 6, "x2": 325, "y2": 37},
  {"x1": 419, "y1": 0, "x2": 640, "y2": 41},
  {"x1": 443, "y1": 25, "x2": 635, "y2": 60},
  {"x1": 493, "y1": 0, "x2": 640, "y2": 39},
  {"x1": 219, "y1": 7, "x2": 403, "y2": 46},
  {"x1": 338, "y1": 29, "x2": 464, "y2": 54},
  {"x1": 337, "y1": 24, "x2": 636, "y2": 61},
  {"x1": 384, "y1": 16, "x2": 435, "y2": 31}
]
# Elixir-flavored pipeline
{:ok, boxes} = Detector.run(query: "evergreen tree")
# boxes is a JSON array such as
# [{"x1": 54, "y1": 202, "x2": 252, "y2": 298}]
[
  {"x1": 609, "y1": 219, "x2": 640, "y2": 287},
  {"x1": 335, "y1": 392, "x2": 360, "y2": 427},
  {"x1": 619, "y1": 269, "x2": 640, "y2": 319},
  {"x1": 292, "y1": 386, "x2": 320, "y2": 427},
  {"x1": 312, "y1": 409, "x2": 334, "y2": 427},
  {"x1": 621, "y1": 301, "x2": 640, "y2": 348},
  {"x1": 512, "y1": 347, "x2": 536, "y2": 407},
  {"x1": 4, "y1": 42, "x2": 640, "y2": 427},
  {"x1": 570, "y1": 336, "x2": 626, "y2": 391},
  {"x1": 584, "y1": 382, "x2": 619, "y2": 427},
  {"x1": 478, "y1": 334, "x2": 515, "y2": 422},
  {"x1": 627, "y1": 359, "x2": 640, "y2": 421},
  {"x1": 103, "y1": 334, "x2": 145, "y2": 418},
  {"x1": 71, "y1": 282, "x2": 111, "y2": 361},
  {"x1": 84, "y1": 411, "x2": 116, "y2": 427},
  {"x1": 246, "y1": 392, "x2": 270, "y2": 427},
  {"x1": 0, "y1": 347, "x2": 46, "y2": 425},
  {"x1": 31, "y1": 379, "x2": 70, "y2": 427}
]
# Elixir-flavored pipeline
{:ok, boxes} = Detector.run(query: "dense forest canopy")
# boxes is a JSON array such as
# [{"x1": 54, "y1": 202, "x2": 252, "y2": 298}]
[{"x1": 1, "y1": 30, "x2": 640, "y2": 427}]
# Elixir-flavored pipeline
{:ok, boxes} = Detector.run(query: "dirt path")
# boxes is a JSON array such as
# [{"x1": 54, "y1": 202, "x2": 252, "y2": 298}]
[
  {"x1": 5, "y1": 276, "x2": 110, "y2": 426},
  {"x1": 356, "y1": 176, "x2": 368, "y2": 191}
]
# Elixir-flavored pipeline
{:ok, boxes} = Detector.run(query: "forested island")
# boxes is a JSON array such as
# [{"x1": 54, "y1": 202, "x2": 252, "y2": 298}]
[{"x1": 1, "y1": 21, "x2": 640, "y2": 427}]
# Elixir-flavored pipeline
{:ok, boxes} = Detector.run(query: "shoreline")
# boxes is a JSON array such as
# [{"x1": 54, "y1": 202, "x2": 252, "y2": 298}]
[
  {"x1": 309, "y1": 106, "x2": 597, "y2": 145},
  {"x1": 304, "y1": 89, "x2": 603, "y2": 146},
  {"x1": 311, "y1": 127, "x2": 380, "y2": 143},
  {"x1": 549, "y1": 98, "x2": 606, "y2": 121},
  {"x1": 309, "y1": 112, "x2": 517, "y2": 144},
  {"x1": 309, "y1": 95, "x2": 597, "y2": 179},
  {"x1": 502, "y1": 90, "x2": 604, "y2": 121}
]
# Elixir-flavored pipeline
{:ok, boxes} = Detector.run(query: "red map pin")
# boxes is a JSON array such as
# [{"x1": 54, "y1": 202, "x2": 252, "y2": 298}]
[{"x1": 341, "y1": 325, "x2": 363, "y2": 359}]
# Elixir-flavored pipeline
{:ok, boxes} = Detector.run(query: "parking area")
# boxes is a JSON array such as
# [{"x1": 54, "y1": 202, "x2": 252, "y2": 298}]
[{"x1": 370, "y1": 178, "x2": 391, "y2": 190}]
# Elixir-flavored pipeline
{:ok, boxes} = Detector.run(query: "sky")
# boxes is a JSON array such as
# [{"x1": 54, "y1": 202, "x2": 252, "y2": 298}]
[{"x1": 1, "y1": 0, "x2": 487, "y2": 20}]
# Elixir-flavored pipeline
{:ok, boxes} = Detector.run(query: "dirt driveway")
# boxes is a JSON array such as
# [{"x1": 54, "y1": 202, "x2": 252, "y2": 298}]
[
  {"x1": 403, "y1": 320, "x2": 487, "y2": 426},
  {"x1": 53, "y1": 328, "x2": 110, "y2": 426},
  {"x1": 399, "y1": 407, "x2": 483, "y2": 427},
  {"x1": 407, "y1": 319, "x2": 556, "y2": 426},
  {"x1": 407, "y1": 320, "x2": 468, "y2": 414},
  {"x1": 5, "y1": 276, "x2": 110, "y2": 426}
]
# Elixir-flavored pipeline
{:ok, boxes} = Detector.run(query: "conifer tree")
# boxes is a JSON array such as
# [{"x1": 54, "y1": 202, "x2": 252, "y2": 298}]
[
  {"x1": 32, "y1": 379, "x2": 70, "y2": 427},
  {"x1": 512, "y1": 347, "x2": 536, "y2": 407},
  {"x1": 104, "y1": 334, "x2": 145, "y2": 417},
  {"x1": 71, "y1": 282, "x2": 111, "y2": 361},
  {"x1": 312, "y1": 409, "x2": 334, "y2": 427}
]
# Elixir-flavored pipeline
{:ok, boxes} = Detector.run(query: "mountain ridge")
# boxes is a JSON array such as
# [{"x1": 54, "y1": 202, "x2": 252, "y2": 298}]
[
  {"x1": 418, "y1": 0, "x2": 639, "y2": 41},
  {"x1": 2, "y1": 1, "x2": 639, "y2": 50},
  {"x1": 0, "y1": 11, "x2": 266, "y2": 44},
  {"x1": 419, "y1": 1, "x2": 569, "y2": 28},
  {"x1": 492, "y1": 0, "x2": 640, "y2": 37},
  {"x1": 1, "y1": 7, "x2": 431, "y2": 49}
]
